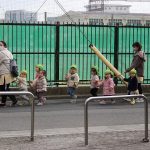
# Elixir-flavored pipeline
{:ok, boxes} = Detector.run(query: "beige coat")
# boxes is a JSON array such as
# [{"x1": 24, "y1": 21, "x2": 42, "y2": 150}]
[{"x1": 0, "y1": 49, "x2": 15, "y2": 85}]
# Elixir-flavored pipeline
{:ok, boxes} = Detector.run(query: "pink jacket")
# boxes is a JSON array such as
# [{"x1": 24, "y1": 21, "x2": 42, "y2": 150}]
[{"x1": 99, "y1": 78, "x2": 115, "y2": 95}]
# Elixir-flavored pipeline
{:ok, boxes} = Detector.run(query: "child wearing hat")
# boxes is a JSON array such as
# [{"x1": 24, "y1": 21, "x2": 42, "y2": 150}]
[
  {"x1": 90, "y1": 66, "x2": 100, "y2": 96},
  {"x1": 99, "y1": 69, "x2": 115, "y2": 104},
  {"x1": 31, "y1": 70, "x2": 47, "y2": 106},
  {"x1": 35, "y1": 64, "x2": 44, "y2": 79},
  {"x1": 16, "y1": 70, "x2": 30, "y2": 105},
  {"x1": 65, "y1": 64, "x2": 79, "y2": 103},
  {"x1": 29, "y1": 64, "x2": 44, "y2": 86},
  {"x1": 123, "y1": 68, "x2": 139, "y2": 104}
]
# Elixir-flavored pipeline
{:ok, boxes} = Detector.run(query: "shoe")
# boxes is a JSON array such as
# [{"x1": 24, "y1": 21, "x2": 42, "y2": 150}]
[
  {"x1": 136, "y1": 98, "x2": 144, "y2": 103},
  {"x1": 37, "y1": 102, "x2": 43, "y2": 106},
  {"x1": 111, "y1": 100, "x2": 116, "y2": 104},
  {"x1": 130, "y1": 98, "x2": 136, "y2": 105},
  {"x1": 123, "y1": 98, "x2": 131, "y2": 102},
  {"x1": 99, "y1": 100, "x2": 106, "y2": 105},
  {"x1": 72, "y1": 95, "x2": 77, "y2": 99}
]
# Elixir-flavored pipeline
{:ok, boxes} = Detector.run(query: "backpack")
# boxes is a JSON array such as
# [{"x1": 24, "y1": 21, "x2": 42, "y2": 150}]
[{"x1": 9, "y1": 59, "x2": 19, "y2": 77}]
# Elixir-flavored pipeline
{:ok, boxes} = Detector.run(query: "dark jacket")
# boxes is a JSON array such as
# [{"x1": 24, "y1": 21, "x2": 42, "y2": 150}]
[
  {"x1": 124, "y1": 76, "x2": 138, "y2": 91},
  {"x1": 125, "y1": 51, "x2": 146, "y2": 77}
]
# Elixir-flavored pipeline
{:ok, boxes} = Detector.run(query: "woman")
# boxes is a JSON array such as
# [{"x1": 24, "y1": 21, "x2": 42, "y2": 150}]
[
  {"x1": 125, "y1": 42, "x2": 146, "y2": 102},
  {"x1": 0, "y1": 41, "x2": 17, "y2": 106}
]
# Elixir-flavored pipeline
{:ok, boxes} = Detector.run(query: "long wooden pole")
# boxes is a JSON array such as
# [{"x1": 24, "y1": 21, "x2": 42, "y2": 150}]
[{"x1": 89, "y1": 44, "x2": 126, "y2": 84}]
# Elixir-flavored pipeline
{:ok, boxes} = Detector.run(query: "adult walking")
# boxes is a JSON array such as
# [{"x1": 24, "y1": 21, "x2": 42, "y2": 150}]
[
  {"x1": 0, "y1": 41, "x2": 17, "y2": 106},
  {"x1": 125, "y1": 42, "x2": 146, "y2": 102}
]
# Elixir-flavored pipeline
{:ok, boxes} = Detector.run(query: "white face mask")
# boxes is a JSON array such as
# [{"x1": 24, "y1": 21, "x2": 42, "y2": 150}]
[{"x1": 0, "y1": 46, "x2": 4, "y2": 51}]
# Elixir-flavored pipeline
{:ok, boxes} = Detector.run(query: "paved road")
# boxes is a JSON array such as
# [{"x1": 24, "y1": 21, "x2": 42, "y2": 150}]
[{"x1": 0, "y1": 99, "x2": 150, "y2": 131}]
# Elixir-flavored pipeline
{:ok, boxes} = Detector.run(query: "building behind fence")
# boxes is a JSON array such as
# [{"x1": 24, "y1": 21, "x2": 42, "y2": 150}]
[{"x1": 0, "y1": 22, "x2": 149, "y2": 85}]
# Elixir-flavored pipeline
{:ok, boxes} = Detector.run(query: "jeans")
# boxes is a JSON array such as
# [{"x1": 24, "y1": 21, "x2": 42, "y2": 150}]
[{"x1": 67, "y1": 87, "x2": 76, "y2": 97}]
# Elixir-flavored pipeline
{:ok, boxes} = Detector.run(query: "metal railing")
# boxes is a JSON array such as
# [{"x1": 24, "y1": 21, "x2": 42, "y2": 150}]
[
  {"x1": 84, "y1": 95, "x2": 149, "y2": 145},
  {"x1": 0, "y1": 91, "x2": 35, "y2": 141}
]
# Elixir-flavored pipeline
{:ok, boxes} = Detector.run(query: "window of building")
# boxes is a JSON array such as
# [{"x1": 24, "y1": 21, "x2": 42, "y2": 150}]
[
  {"x1": 108, "y1": 19, "x2": 123, "y2": 25},
  {"x1": 127, "y1": 19, "x2": 142, "y2": 26},
  {"x1": 89, "y1": 18, "x2": 104, "y2": 25},
  {"x1": 12, "y1": 13, "x2": 16, "y2": 22},
  {"x1": 146, "y1": 20, "x2": 150, "y2": 26}
]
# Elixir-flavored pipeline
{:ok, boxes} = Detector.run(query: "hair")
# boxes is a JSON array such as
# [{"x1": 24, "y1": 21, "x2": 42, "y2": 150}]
[
  {"x1": 132, "y1": 42, "x2": 142, "y2": 51},
  {"x1": 91, "y1": 68, "x2": 98, "y2": 75},
  {"x1": 41, "y1": 70, "x2": 47, "y2": 77},
  {"x1": 0, "y1": 41, "x2": 7, "y2": 48}
]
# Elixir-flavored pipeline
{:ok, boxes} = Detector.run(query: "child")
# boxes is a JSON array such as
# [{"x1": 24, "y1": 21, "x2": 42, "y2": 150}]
[
  {"x1": 65, "y1": 64, "x2": 79, "y2": 103},
  {"x1": 90, "y1": 66, "x2": 100, "y2": 96},
  {"x1": 99, "y1": 69, "x2": 115, "y2": 104},
  {"x1": 123, "y1": 69, "x2": 139, "y2": 105},
  {"x1": 35, "y1": 64, "x2": 44, "y2": 79},
  {"x1": 31, "y1": 70, "x2": 47, "y2": 106},
  {"x1": 29, "y1": 64, "x2": 44, "y2": 89},
  {"x1": 16, "y1": 70, "x2": 30, "y2": 105}
]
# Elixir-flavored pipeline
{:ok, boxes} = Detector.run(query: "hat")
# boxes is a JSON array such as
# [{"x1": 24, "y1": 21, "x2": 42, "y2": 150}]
[
  {"x1": 105, "y1": 69, "x2": 113, "y2": 75},
  {"x1": 21, "y1": 70, "x2": 27, "y2": 75},
  {"x1": 36, "y1": 64, "x2": 44, "y2": 71},
  {"x1": 129, "y1": 69, "x2": 137, "y2": 74},
  {"x1": 70, "y1": 64, "x2": 77, "y2": 69},
  {"x1": 91, "y1": 65, "x2": 99, "y2": 75}
]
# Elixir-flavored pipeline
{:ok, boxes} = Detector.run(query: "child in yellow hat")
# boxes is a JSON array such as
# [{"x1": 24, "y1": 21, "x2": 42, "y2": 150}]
[
  {"x1": 16, "y1": 70, "x2": 30, "y2": 105},
  {"x1": 123, "y1": 68, "x2": 139, "y2": 105},
  {"x1": 99, "y1": 69, "x2": 115, "y2": 104},
  {"x1": 90, "y1": 65, "x2": 100, "y2": 96},
  {"x1": 65, "y1": 64, "x2": 79, "y2": 103}
]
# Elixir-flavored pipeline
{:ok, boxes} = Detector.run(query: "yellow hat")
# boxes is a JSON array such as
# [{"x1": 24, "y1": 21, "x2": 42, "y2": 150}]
[
  {"x1": 36, "y1": 64, "x2": 44, "y2": 71},
  {"x1": 130, "y1": 69, "x2": 136, "y2": 74},
  {"x1": 21, "y1": 70, "x2": 27, "y2": 75},
  {"x1": 105, "y1": 69, "x2": 113, "y2": 76},
  {"x1": 70, "y1": 64, "x2": 77, "y2": 69}
]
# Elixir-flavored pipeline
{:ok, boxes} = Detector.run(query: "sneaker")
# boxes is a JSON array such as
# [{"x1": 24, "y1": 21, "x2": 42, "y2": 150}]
[
  {"x1": 72, "y1": 95, "x2": 77, "y2": 99},
  {"x1": 136, "y1": 98, "x2": 144, "y2": 103},
  {"x1": 111, "y1": 100, "x2": 116, "y2": 104},
  {"x1": 99, "y1": 100, "x2": 106, "y2": 105},
  {"x1": 37, "y1": 102, "x2": 43, "y2": 106},
  {"x1": 130, "y1": 98, "x2": 136, "y2": 105}
]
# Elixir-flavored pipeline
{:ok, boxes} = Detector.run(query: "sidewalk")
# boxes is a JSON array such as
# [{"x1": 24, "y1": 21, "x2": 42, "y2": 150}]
[{"x1": 0, "y1": 124, "x2": 149, "y2": 150}]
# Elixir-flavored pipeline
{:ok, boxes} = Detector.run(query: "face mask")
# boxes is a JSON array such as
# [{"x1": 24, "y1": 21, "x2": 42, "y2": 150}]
[{"x1": 0, "y1": 46, "x2": 4, "y2": 51}]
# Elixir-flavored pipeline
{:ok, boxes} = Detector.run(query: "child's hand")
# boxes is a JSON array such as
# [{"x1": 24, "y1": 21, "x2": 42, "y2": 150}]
[{"x1": 65, "y1": 74, "x2": 69, "y2": 80}]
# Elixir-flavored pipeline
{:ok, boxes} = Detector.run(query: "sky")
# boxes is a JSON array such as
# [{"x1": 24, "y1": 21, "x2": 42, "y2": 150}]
[{"x1": 0, "y1": 0, "x2": 150, "y2": 19}]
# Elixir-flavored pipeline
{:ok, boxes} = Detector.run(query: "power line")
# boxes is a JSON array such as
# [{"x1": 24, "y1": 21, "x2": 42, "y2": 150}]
[
  {"x1": 31, "y1": 0, "x2": 48, "y2": 20},
  {"x1": 55, "y1": 0, "x2": 92, "y2": 44}
]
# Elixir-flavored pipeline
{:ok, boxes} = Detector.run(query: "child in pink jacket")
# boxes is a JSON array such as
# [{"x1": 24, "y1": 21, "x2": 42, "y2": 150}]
[{"x1": 99, "y1": 69, "x2": 115, "y2": 104}]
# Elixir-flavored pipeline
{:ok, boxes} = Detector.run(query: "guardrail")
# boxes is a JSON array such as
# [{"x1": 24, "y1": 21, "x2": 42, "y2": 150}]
[
  {"x1": 0, "y1": 91, "x2": 35, "y2": 141},
  {"x1": 84, "y1": 95, "x2": 149, "y2": 145}
]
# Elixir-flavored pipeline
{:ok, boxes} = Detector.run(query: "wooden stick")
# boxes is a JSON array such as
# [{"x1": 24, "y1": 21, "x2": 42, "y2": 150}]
[{"x1": 89, "y1": 44, "x2": 127, "y2": 85}]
